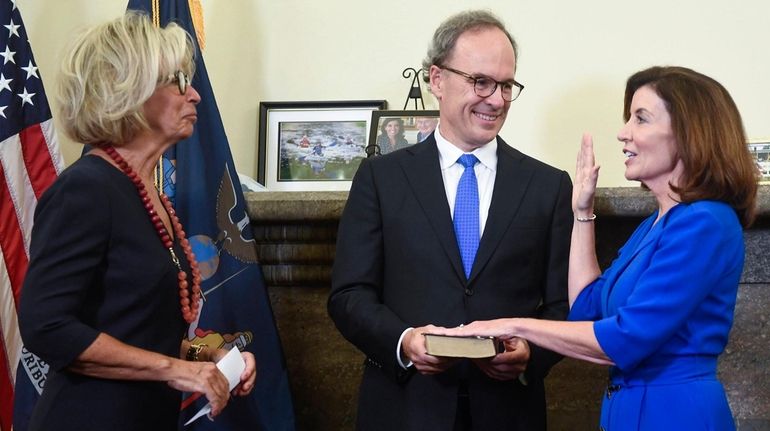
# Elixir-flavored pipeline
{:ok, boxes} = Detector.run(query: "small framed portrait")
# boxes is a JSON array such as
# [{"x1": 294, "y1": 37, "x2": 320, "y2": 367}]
[
  {"x1": 366, "y1": 110, "x2": 440, "y2": 157},
  {"x1": 748, "y1": 140, "x2": 770, "y2": 184},
  {"x1": 258, "y1": 100, "x2": 387, "y2": 191}
]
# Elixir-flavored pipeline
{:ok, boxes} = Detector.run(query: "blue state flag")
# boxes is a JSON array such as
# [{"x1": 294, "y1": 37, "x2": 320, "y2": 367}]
[{"x1": 125, "y1": 1, "x2": 295, "y2": 429}]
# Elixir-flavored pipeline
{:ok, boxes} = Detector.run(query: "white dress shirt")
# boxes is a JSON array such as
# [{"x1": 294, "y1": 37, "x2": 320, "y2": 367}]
[
  {"x1": 435, "y1": 126, "x2": 497, "y2": 235},
  {"x1": 397, "y1": 124, "x2": 498, "y2": 369}
]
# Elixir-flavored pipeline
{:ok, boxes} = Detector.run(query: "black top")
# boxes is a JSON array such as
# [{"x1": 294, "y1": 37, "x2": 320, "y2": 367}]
[
  {"x1": 19, "y1": 155, "x2": 188, "y2": 430},
  {"x1": 376, "y1": 133, "x2": 410, "y2": 154}
]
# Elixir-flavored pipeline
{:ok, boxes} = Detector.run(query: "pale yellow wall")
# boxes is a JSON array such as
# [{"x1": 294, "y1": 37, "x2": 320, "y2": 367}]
[{"x1": 20, "y1": 0, "x2": 770, "y2": 187}]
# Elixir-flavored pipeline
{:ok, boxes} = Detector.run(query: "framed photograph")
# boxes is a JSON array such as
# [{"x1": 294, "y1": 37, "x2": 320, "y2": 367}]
[
  {"x1": 749, "y1": 140, "x2": 770, "y2": 184},
  {"x1": 258, "y1": 100, "x2": 387, "y2": 191},
  {"x1": 367, "y1": 110, "x2": 440, "y2": 157}
]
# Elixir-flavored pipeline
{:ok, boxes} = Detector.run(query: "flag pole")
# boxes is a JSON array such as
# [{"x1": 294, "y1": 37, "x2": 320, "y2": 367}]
[
  {"x1": 152, "y1": 0, "x2": 206, "y2": 193},
  {"x1": 151, "y1": 0, "x2": 164, "y2": 192}
]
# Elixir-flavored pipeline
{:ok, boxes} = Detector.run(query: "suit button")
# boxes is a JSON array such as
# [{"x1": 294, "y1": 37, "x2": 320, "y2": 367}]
[{"x1": 465, "y1": 288, "x2": 473, "y2": 296}]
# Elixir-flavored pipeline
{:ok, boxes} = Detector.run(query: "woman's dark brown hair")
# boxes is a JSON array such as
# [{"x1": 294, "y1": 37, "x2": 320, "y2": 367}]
[{"x1": 624, "y1": 66, "x2": 758, "y2": 227}]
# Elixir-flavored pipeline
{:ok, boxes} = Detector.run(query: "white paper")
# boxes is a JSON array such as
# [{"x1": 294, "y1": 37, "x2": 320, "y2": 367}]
[{"x1": 184, "y1": 346, "x2": 245, "y2": 426}]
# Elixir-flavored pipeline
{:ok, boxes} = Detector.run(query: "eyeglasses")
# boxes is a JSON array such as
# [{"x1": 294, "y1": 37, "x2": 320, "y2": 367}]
[
  {"x1": 439, "y1": 65, "x2": 524, "y2": 102},
  {"x1": 168, "y1": 70, "x2": 191, "y2": 95}
]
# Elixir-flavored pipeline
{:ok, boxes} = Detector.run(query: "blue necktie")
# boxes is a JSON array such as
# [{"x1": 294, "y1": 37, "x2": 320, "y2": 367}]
[{"x1": 454, "y1": 154, "x2": 479, "y2": 279}]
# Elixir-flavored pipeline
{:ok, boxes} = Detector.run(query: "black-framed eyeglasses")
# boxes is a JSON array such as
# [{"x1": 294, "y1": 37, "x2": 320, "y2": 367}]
[
  {"x1": 439, "y1": 65, "x2": 524, "y2": 102},
  {"x1": 168, "y1": 70, "x2": 191, "y2": 95}
]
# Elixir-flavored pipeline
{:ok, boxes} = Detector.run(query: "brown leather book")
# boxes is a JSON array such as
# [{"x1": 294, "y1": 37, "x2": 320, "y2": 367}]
[{"x1": 423, "y1": 334, "x2": 502, "y2": 358}]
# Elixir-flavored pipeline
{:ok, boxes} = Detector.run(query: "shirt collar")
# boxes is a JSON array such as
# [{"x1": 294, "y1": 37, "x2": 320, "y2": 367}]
[{"x1": 435, "y1": 124, "x2": 498, "y2": 171}]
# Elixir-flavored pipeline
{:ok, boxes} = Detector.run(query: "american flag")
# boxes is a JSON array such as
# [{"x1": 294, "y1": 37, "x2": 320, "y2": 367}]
[{"x1": 0, "y1": 0, "x2": 63, "y2": 430}]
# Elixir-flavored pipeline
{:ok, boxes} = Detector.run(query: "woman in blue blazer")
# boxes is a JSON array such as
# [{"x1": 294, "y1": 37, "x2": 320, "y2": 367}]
[{"x1": 442, "y1": 66, "x2": 758, "y2": 430}]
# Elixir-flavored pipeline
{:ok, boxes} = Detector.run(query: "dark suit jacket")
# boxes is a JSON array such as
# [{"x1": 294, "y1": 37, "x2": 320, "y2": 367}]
[{"x1": 328, "y1": 136, "x2": 572, "y2": 431}]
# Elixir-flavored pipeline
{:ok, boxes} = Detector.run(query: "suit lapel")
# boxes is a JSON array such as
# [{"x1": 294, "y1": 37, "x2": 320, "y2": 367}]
[
  {"x1": 401, "y1": 137, "x2": 466, "y2": 281},
  {"x1": 469, "y1": 139, "x2": 534, "y2": 282},
  {"x1": 599, "y1": 213, "x2": 659, "y2": 314}
]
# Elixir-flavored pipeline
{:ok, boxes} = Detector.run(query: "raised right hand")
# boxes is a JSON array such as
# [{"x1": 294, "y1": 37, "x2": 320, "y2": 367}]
[{"x1": 573, "y1": 133, "x2": 600, "y2": 216}]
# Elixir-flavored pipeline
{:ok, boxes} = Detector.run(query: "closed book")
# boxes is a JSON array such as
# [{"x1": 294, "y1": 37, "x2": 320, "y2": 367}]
[{"x1": 423, "y1": 334, "x2": 502, "y2": 358}]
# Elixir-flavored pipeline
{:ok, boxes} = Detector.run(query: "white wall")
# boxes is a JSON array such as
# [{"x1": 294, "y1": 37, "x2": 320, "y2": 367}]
[{"x1": 20, "y1": 0, "x2": 770, "y2": 187}]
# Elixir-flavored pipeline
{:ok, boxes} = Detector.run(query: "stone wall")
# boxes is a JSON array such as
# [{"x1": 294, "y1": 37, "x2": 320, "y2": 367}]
[{"x1": 247, "y1": 187, "x2": 770, "y2": 431}]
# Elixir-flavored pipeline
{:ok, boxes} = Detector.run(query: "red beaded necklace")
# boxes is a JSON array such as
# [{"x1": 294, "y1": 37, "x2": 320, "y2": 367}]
[{"x1": 103, "y1": 145, "x2": 202, "y2": 323}]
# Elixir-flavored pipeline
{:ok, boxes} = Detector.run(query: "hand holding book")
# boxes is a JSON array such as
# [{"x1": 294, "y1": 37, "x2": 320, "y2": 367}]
[
  {"x1": 428, "y1": 320, "x2": 532, "y2": 380},
  {"x1": 426, "y1": 322, "x2": 530, "y2": 382},
  {"x1": 424, "y1": 320, "x2": 514, "y2": 358},
  {"x1": 402, "y1": 325, "x2": 462, "y2": 374}
]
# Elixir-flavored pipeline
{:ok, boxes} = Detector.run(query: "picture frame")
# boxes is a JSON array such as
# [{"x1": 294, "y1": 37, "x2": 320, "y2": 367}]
[
  {"x1": 258, "y1": 100, "x2": 387, "y2": 191},
  {"x1": 366, "y1": 110, "x2": 440, "y2": 157},
  {"x1": 748, "y1": 140, "x2": 770, "y2": 184}
]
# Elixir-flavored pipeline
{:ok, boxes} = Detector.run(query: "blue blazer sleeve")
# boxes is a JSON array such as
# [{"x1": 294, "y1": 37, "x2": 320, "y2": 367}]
[
  {"x1": 568, "y1": 277, "x2": 604, "y2": 321},
  {"x1": 592, "y1": 202, "x2": 744, "y2": 372},
  {"x1": 568, "y1": 222, "x2": 651, "y2": 322}
]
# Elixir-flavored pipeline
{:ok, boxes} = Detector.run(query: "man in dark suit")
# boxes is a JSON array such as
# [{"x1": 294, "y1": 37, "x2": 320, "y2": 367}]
[{"x1": 328, "y1": 10, "x2": 572, "y2": 431}]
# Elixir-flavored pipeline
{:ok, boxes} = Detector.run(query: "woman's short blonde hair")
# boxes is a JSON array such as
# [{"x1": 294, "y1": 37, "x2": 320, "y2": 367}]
[{"x1": 56, "y1": 10, "x2": 195, "y2": 145}]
